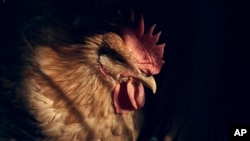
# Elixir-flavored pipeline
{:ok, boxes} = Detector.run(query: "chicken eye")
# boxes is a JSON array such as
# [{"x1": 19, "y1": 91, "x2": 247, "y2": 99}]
[
  {"x1": 112, "y1": 54, "x2": 125, "y2": 64},
  {"x1": 99, "y1": 47, "x2": 125, "y2": 64}
]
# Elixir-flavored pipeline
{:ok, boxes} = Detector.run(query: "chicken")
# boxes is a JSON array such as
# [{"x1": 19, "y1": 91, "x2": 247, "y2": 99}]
[{"x1": 1, "y1": 8, "x2": 165, "y2": 141}]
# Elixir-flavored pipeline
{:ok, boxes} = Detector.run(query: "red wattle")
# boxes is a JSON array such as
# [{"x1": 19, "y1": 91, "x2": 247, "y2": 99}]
[{"x1": 112, "y1": 78, "x2": 145, "y2": 114}]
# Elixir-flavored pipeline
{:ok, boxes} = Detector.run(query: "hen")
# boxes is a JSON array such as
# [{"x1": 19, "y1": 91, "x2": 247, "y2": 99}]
[{"x1": 0, "y1": 4, "x2": 165, "y2": 141}]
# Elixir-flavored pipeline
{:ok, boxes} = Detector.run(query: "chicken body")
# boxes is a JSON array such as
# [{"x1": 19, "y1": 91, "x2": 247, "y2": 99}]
[
  {"x1": 18, "y1": 33, "x2": 144, "y2": 140},
  {"x1": 13, "y1": 11, "x2": 165, "y2": 140}
]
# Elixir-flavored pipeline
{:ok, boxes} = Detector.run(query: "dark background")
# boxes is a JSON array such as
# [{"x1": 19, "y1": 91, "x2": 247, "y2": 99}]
[
  {"x1": 140, "y1": 0, "x2": 250, "y2": 141},
  {"x1": 1, "y1": 0, "x2": 250, "y2": 141}
]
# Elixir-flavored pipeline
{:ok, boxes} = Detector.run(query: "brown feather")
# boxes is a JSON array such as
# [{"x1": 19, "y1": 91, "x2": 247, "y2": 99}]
[{"x1": 17, "y1": 33, "x2": 144, "y2": 140}]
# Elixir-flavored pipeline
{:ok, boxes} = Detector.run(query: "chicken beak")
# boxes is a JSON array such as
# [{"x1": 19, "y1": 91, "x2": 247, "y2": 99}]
[{"x1": 136, "y1": 74, "x2": 157, "y2": 94}]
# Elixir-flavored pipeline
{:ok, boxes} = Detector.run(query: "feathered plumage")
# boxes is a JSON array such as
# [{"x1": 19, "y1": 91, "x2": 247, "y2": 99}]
[{"x1": 0, "y1": 2, "x2": 165, "y2": 140}]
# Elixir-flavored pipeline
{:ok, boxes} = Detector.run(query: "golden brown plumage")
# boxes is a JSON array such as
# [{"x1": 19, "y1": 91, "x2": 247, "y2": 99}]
[
  {"x1": 19, "y1": 35, "x2": 142, "y2": 140},
  {"x1": 2, "y1": 7, "x2": 165, "y2": 140}
]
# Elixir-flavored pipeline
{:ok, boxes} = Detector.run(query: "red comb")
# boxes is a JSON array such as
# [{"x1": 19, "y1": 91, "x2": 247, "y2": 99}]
[{"x1": 120, "y1": 14, "x2": 165, "y2": 75}]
